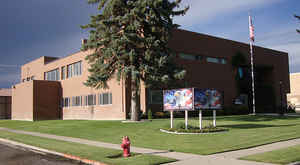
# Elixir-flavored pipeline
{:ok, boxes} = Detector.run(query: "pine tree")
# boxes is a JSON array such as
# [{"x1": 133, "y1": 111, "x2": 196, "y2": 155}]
[
  {"x1": 295, "y1": 15, "x2": 300, "y2": 33},
  {"x1": 82, "y1": 0, "x2": 189, "y2": 121}
]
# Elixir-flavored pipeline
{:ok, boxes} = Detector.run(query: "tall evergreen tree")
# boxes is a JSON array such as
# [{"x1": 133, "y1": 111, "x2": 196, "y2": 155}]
[
  {"x1": 295, "y1": 15, "x2": 300, "y2": 33},
  {"x1": 82, "y1": 0, "x2": 189, "y2": 121}
]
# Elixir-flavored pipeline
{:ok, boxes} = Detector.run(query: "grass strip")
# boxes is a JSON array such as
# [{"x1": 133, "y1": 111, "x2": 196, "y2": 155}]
[
  {"x1": 0, "y1": 130, "x2": 176, "y2": 165},
  {"x1": 240, "y1": 144, "x2": 300, "y2": 165},
  {"x1": 1, "y1": 115, "x2": 300, "y2": 155}
]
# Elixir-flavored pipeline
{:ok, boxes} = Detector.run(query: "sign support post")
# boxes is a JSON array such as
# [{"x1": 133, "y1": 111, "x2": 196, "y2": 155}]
[
  {"x1": 213, "y1": 110, "x2": 216, "y2": 127},
  {"x1": 199, "y1": 110, "x2": 202, "y2": 130},
  {"x1": 185, "y1": 110, "x2": 188, "y2": 130},
  {"x1": 170, "y1": 111, "x2": 174, "y2": 128}
]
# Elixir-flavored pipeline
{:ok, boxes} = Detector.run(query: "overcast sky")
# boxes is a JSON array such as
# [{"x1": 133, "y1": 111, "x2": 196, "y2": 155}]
[{"x1": 1, "y1": 0, "x2": 300, "y2": 88}]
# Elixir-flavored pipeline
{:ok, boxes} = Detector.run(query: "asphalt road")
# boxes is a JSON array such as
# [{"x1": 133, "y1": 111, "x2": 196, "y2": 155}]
[{"x1": 0, "y1": 142, "x2": 86, "y2": 165}]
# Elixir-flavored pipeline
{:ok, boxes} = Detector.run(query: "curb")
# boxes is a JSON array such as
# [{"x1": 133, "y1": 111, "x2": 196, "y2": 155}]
[
  {"x1": 159, "y1": 129, "x2": 228, "y2": 135},
  {"x1": 0, "y1": 138, "x2": 107, "y2": 165}
]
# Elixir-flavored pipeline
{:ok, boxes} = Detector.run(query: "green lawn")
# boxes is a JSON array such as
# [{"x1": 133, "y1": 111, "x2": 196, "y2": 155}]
[
  {"x1": 241, "y1": 144, "x2": 300, "y2": 164},
  {"x1": 1, "y1": 115, "x2": 300, "y2": 155},
  {"x1": 0, "y1": 130, "x2": 176, "y2": 165}
]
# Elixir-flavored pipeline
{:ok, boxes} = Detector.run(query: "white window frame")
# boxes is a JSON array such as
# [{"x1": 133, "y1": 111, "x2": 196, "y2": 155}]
[{"x1": 98, "y1": 92, "x2": 112, "y2": 105}]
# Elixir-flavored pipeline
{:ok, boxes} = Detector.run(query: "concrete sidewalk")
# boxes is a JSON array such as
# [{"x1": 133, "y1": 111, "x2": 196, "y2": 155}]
[
  {"x1": 0, "y1": 127, "x2": 298, "y2": 165},
  {"x1": 213, "y1": 138, "x2": 300, "y2": 159},
  {"x1": 0, "y1": 127, "x2": 197, "y2": 161}
]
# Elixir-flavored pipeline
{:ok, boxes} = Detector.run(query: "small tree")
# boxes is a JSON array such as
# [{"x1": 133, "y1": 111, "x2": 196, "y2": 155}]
[
  {"x1": 295, "y1": 15, "x2": 300, "y2": 33},
  {"x1": 82, "y1": 0, "x2": 188, "y2": 121}
]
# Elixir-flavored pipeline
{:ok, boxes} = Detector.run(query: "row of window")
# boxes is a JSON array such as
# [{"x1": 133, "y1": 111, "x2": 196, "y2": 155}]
[
  {"x1": 66, "y1": 61, "x2": 82, "y2": 79},
  {"x1": 62, "y1": 93, "x2": 113, "y2": 108},
  {"x1": 45, "y1": 68, "x2": 60, "y2": 81},
  {"x1": 45, "y1": 61, "x2": 82, "y2": 81},
  {"x1": 179, "y1": 53, "x2": 227, "y2": 64}
]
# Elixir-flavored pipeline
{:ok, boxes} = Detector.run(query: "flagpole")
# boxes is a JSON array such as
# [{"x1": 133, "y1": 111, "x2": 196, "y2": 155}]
[
  {"x1": 250, "y1": 41, "x2": 255, "y2": 115},
  {"x1": 249, "y1": 14, "x2": 256, "y2": 115}
]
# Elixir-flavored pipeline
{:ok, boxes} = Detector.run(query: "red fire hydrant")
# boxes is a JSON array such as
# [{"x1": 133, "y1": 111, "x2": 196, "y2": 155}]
[{"x1": 121, "y1": 136, "x2": 131, "y2": 157}]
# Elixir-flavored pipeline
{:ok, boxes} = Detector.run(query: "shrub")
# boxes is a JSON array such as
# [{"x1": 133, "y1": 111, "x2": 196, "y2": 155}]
[
  {"x1": 154, "y1": 112, "x2": 164, "y2": 118},
  {"x1": 174, "y1": 122, "x2": 197, "y2": 130},
  {"x1": 148, "y1": 109, "x2": 153, "y2": 121},
  {"x1": 287, "y1": 102, "x2": 296, "y2": 113},
  {"x1": 167, "y1": 122, "x2": 228, "y2": 133}
]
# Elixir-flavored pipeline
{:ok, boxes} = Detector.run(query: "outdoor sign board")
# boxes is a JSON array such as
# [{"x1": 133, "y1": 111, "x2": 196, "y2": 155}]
[
  {"x1": 194, "y1": 89, "x2": 222, "y2": 110},
  {"x1": 163, "y1": 88, "x2": 223, "y2": 111},
  {"x1": 163, "y1": 88, "x2": 193, "y2": 111}
]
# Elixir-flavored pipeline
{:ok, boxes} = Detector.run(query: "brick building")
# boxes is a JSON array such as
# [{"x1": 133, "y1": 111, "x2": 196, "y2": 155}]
[{"x1": 12, "y1": 29, "x2": 290, "y2": 121}]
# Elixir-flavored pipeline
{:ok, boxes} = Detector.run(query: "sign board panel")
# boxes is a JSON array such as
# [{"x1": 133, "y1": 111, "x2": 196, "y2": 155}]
[
  {"x1": 194, "y1": 89, "x2": 222, "y2": 110},
  {"x1": 163, "y1": 88, "x2": 193, "y2": 111}
]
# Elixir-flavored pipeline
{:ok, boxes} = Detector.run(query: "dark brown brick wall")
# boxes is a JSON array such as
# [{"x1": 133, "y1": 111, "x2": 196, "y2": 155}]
[
  {"x1": 0, "y1": 96, "x2": 11, "y2": 119},
  {"x1": 34, "y1": 80, "x2": 61, "y2": 120},
  {"x1": 145, "y1": 29, "x2": 290, "y2": 112}
]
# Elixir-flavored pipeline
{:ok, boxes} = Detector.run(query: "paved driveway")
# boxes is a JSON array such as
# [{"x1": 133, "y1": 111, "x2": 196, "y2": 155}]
[{"x1": 0, "y1": 142, "x2": 85, "y2": 165}]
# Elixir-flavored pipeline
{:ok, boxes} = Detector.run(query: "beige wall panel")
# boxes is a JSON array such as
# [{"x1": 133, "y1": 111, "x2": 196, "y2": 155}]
[
  {"x1": 288, "y1": 73, "x2": 300, "y2": 106},
  {"x1": 287, "y1": 74, "x2": 300, "y2": 108},
  {"x1": 21, "y1": 50, "x2": 126, "y2": 120},
  {"x1": 288, "y1": 73, "x2": 300, "y2": 95},
  {"x1": 12, "y1": 82, "x2": 34, "y2": 121}
]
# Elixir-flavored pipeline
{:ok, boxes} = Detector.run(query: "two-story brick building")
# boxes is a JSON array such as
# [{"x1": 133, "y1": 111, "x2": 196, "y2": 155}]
[{"x1": 12, "y1": 29, "x2": 290, "y2": 121}]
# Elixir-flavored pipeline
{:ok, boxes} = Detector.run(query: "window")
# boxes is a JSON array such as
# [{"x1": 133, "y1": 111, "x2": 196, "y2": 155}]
[
  {"x1": 195, "y1": 55, "x2": 203, "y2": 61},
  {"x1": 67, "y1": 64, "x2": 73, "y2": 78},
  {"x1": 73, "y1": 61, "x2": 82, "y2": 76},
  {"x1": 62, "y1": 97, "x2": 70, "y2": 107},
  {"x1": 206, "y1": 57, "x2": 219, "y2": 63},
  {"x1": 67, "y1": 61, "x2": 82, "y2": 78},
  {"x1": 84, "y1": 94, "x2": 96, "y2": 106},
  {"x1": 220, "y1": 58, "x2": 227, "y2": 64},
  {"x1": 149, "y1": 90, "x2": 163, "y2": 104},
  {"x1": 180, "y1": 53, "x2": 196, "y2": 60},
  {"x1": 99, "y1": 93, "x2": 112, "y2": 105},
  {"x1": 206, "y1": 57, "x2": 227, "y2": 64},
  {"x1": 45, "y1": 68, "x2": 60, "y2": 81},
  {"x1": 72, "y1": 96, "x2": 82, "y2": 106},
  {"x1": 179, "y1": 53, "x2": 202, "y2": 61},
  {"x1": 61, "y1": 66, "x2": 66, "y2": 80}
]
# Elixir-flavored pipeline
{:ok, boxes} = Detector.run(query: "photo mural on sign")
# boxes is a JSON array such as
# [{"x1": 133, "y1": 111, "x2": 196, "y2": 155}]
[
  {"x1": 163, "y1": 88, "x2": 193, "y2": 111},
  {"x1": 163, "y1": 88, "x2": 223, "y2": 111},
  {"x1": 194, "y1": 89, "x2": 222, "y2": 110}
]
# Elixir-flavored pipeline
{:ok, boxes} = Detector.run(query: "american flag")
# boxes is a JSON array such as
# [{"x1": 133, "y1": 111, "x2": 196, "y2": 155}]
[{"x1": 249, "y1": 15, "x2": 255, "y2": 42}]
